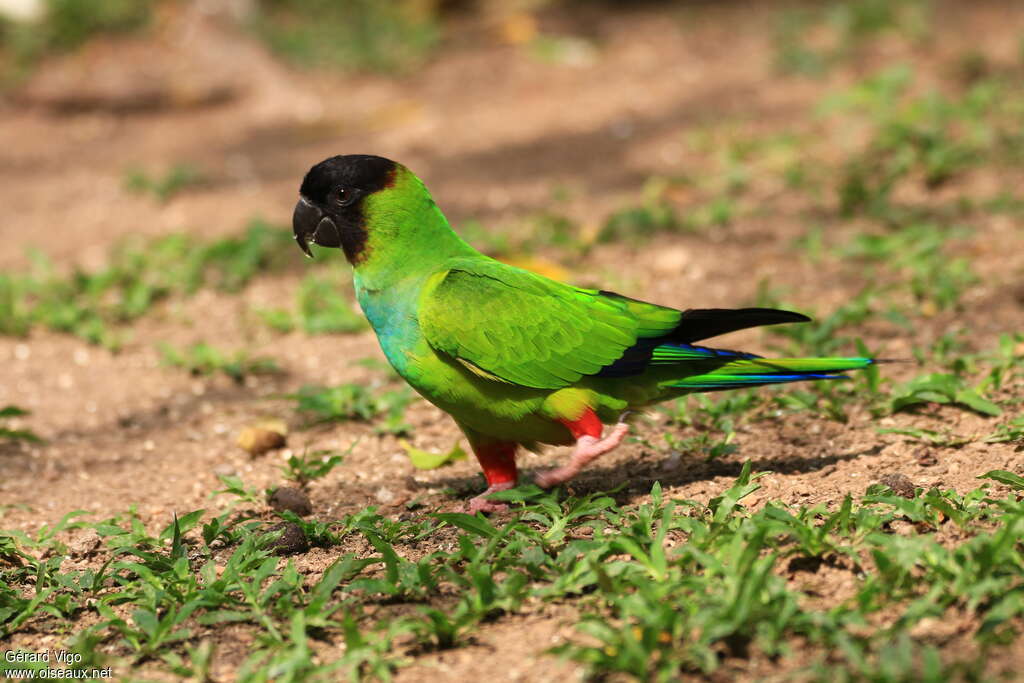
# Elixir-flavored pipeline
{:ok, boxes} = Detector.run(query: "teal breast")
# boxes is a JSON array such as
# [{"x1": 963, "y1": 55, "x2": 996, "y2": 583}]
[{"x1": 354, "y1": 277, "x2": 426, "y2": 379}]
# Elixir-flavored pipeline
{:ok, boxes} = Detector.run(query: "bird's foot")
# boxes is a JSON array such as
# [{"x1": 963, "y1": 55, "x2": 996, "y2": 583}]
[
  {"x1": 467, "y1": 481, "x2": 516, "y2": 514},
  {"x1": 535, "y1": 421, "x2": 630, "y2": 489}
]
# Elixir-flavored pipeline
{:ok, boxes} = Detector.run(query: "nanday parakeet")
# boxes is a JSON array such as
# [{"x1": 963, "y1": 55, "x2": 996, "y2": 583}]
[{"x1": 292, "y1": 155, "x2": 875, "y2": 512}]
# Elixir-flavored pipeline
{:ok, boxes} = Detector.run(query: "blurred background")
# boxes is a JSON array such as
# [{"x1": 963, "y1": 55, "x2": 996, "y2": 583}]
[{"x1": 1, "y1": 0, "x2": 1019, "y2": 274}]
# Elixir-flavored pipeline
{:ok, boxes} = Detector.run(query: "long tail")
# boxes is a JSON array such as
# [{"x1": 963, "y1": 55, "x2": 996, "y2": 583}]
[{"x1": 653, "y1": 344, "x2": 874, "y2": 391}]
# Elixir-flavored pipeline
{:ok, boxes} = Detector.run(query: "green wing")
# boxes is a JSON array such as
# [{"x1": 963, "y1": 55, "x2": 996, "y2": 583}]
[{"x1": 418, "y1": 258, "x2": 680, "y2": 389}]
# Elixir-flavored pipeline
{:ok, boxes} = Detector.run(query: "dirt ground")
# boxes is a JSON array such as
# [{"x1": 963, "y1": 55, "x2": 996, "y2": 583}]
[{"x1": 2, "y1": 1, "x2": 1024, "y2": 680}]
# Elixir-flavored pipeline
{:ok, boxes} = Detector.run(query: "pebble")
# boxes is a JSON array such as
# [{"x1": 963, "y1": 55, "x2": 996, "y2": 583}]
[
  {"x1": 879, "y1": 473, "x2": 917, "y2": 499},
  {"x1": 265, "y1": 522, "x2": 309, "y2": 555},
  {"x1": 236, "y1": 427, "x2": 286, "y2": 456},
  {"x1": 660, "y1": 452, "x2": 682, "y2": 472},
  {"x1": 212, "y1": 464, "x2": 237, "y2": 477},
  {"x1": 268, "y1": 487, "x2": 313, "y2": 516}
]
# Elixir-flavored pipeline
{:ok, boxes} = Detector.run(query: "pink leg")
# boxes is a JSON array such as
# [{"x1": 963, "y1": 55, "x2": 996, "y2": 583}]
[
  {"x1": 535, "y1": 408, "x2": 630, "y2": 489},
  {"x1": 465, "y1": 436, "x2": 519, "y2": 514}
]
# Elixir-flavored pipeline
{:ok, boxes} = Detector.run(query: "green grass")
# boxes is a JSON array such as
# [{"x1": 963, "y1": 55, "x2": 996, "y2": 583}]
[
  {"x1": 755, "y1": 330, "x2": 1011, "y2": 428},
  {"x1": 652, "y1": 392, "x2": 759, "y2": 461},
  {"x1": 159, "y1": 342, "x2": 281, "y2": 384},
  {"x1": 247, "y1": 0, "x2": 439, "y2": 74},
  {"x1": 986, "y1": 416, "x2": 1024, "y2": 445},
  {"x1": 0, "y1": 220, "x2": 312, "y2": 349},
  {"x1": 885, "y1": 372, "x2": 1001, "y2": 417},
  {"x1": 834, "y1": 222, "x2": 979, "y2": 312},
  {"x1": 1, "y1": 0, "x2": 439, "y2": 83},
  {"x1": 458, "y1": 208, "x2": 584, "y2": 257},
  {"x1": 400, "y1": 440, "x2": 467, "y2": 470},
  {"x1": 598, "y1": 177, "x2": 690, "y2": 244},
  {"x1": 289, "y1": 383, "x2": 414, "y2": 435},
  {"x1": 774, "y1": 0, "x2": 931, "y2": 77},
  {"x1": 124, "y1": 163, "x2": 207, "y2": 203},
  {"x1": 0, "y1": 0, "x2": 156, "y2": 86},
  {"x1": 821, "y1": 68, "x2": 1021, "y2": 223},
  {"x1": 0, "y1": 405, "x2": 41, "y2": 444},
  {"x1": 281, "y1": 447, "x2": 349, "y2": 487},
  {"x1": 257, "y1": 272, "x2": 368, "y2": 336},
  {"x1": 734, "y1": 66, "x2": 1023, "y2": 433},
  {"x1": 6, "y1": 466, "x2": 1024, "y2": 679}
]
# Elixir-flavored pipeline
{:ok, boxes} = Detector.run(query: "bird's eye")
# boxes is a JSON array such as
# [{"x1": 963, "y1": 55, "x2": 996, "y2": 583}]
[{"x1": 333, "y1": 187, "x2": 356, "y2": 207}]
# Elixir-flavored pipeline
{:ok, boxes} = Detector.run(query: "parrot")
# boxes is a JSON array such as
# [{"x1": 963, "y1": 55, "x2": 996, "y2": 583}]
[{"x1": 292, "y1": 154, "x2": 875, "y2": 512}]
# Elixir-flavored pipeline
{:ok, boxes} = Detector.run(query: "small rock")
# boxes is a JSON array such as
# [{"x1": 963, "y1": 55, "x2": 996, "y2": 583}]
[
  {"x1": 268, "y1": 487, "x2": 313, "y2": 516},
  {"x1": 787, "y1": 556, "x2": 823, "y2": 574},
  {"x1": 1011, "y1": 282, "x2": 1024, "y2": 306},
  {"x1": 212, "y1": 464, "x2": 237, "y2": 478},
  {"x1": 652, "y1": 247, "x2": 691, "y2": 274},
  {"x1": 67, "y1": 529, "x2": 102, "y2": 559},
  {"x1": 237, "y1": 427, "x2": 286, "y2": 456},
  {"x1": 915, "y1": 449, "x2": 938, "y2": 467},
  {"x1": 879, "y1": 473, "x2": 917, "y2": 499},
  {"x1": 375, "y1": 487, "x2": 396, "y2": 504},
  {"x1": 660, "y1": 452, "x2": 682, "y2": 472},
  {"x1": 265, "y1": 522, "x2": 309, "y2": 556},
  {"x1": 0, "y1": 0, "x2": 45, "y2": 22},
  {"x1": 890, "y1": 519, "x2": 916, "y2": 536}
]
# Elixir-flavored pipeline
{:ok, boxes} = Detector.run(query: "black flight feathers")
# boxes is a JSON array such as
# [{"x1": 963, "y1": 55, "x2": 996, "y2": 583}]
[
  {"x1": 595, "y1": 303, "x2": 811, "y2": 378},
  {"x1": 674, "y1": 307, "x2": 810, "y2": 343}
]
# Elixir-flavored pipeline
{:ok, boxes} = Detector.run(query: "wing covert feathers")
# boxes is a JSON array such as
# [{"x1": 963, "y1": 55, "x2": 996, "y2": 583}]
[
  {"x1": 419, "y1": 261, "x2": 673, "y2": 389},
  {"x1": 418, "y1": 260, "x2": 820, "y2": 389}
]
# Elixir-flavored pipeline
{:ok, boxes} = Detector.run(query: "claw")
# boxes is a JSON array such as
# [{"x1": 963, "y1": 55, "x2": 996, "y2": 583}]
[
  {"x1": 536, "y1": 420, "x2": 630, "y2": 489},
  {"x1": 467, "y1": 482, "x2": 515, "y2": 514}
]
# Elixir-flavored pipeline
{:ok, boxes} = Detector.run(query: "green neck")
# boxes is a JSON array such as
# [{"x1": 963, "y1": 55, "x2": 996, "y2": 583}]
[{"x1": 352, "y1": 167, "x2": 478, "y2": 292}]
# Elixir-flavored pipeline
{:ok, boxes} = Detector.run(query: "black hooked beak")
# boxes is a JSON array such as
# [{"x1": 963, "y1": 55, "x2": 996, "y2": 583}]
[{"x1": 292, "y1": 197, "x2": 341, "y2": 258}]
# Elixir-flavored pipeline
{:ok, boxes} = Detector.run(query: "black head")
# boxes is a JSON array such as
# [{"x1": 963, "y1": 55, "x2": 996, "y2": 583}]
[{"x1": 292, "y1": 154, "x2": 397, "y2": 262}]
